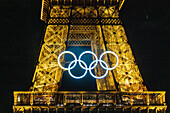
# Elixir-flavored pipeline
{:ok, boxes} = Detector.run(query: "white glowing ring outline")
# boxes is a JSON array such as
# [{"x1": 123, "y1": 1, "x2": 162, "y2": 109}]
[
  {"x1": 78, "y1": 51, "x2": 98, "y2": 70},
  {"x1": 57, "y1": 51, "x2": 119, "y2": 79},
  {"x1": 99, "y1": 51, "x2": 119, "y2": 70},
  {"x1": 68, "y1": 60, "x2": 88, "y2": 79},
  {"x1": 89, "y1": 60, "x2": 108, "y2": 79},
  {"x1": 57, "y1": 51, "x2": 77, "y2": 70}
]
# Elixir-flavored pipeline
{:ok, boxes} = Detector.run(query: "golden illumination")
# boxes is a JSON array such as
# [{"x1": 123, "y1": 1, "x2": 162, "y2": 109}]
[{"x1": 13, "y1": 0, "x2": 166, "y2": 113}]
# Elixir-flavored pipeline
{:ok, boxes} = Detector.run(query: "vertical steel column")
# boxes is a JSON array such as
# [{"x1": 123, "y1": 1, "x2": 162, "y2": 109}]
[
  {"x1": 30, "y1": 93, "x2": 34, "y2": 105},
  {"x1": 146, "y1": 94, "x2": 150, "y2": 106}
]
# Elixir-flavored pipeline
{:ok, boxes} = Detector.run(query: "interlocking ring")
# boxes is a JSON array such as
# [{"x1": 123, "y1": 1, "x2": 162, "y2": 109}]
[
  {"x1": 99, "y1": 51, "x2": 119, "y2": 70},
  {"x1": 68, "y1": 60, "x2": 88, "y2": 79},
  {"x1": 78, "y1": 51, "x2": 98, "y2": 70},
  {"x1": 57, "y1": 51, "x2": 77, "y2": 70},
  {"x1": 89, "y1": 60, "x2": 109, "y2": 79},
  {"x1": 57, "y1": 51, "x2": 119, "y2": 79}
]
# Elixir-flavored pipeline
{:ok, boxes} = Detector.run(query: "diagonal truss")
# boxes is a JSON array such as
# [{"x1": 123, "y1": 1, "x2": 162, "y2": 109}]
[{"x1": 32, "y1": 25, "x2": 68, "y2": 91}]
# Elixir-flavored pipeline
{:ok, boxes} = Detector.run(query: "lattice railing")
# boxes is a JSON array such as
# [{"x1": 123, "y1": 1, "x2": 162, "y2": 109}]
[{"x1": 13, "y1": 91, "x2": 166, "y2": 106}]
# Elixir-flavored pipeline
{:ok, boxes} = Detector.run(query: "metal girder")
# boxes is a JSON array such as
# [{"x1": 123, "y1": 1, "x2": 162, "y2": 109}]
[
  {"x1": 40, "y1": 0, "x2": 124, "y2": 23},
  {"x1": 102, "y1": 25, "x2": 147, "y2": 92},
  {"x1": 32, "y1": 25, "x2": 68, "y2": 91}
]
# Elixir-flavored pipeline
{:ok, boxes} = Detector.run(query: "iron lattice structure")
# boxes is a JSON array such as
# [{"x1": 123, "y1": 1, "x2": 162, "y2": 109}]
[{"x1": 13, "y1": 0, "x2": 167, "y2": 113}]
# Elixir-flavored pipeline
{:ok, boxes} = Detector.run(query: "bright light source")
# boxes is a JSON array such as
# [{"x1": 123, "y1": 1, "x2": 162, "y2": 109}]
[{"x1": 58, "y1": 51, "x2": 119, "y2": 79}]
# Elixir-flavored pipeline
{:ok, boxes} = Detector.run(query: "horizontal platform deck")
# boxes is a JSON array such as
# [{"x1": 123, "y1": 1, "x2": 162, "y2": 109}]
[{"x1": 13, "y1": 91, "x2": 167, "y2": 113}]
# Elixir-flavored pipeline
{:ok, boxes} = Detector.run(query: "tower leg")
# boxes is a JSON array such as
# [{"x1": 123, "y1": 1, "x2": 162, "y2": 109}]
[
  {"x1": 102, "y1": 25, "x2": 147, "y2": 92},
  {"x1": 31, "y1": 25, "x2": 68, "y2": 91}
]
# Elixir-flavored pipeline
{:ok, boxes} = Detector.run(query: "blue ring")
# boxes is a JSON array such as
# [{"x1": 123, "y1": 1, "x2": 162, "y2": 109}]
[
  {"x1": 89, "y1": 60, "x2": 108, "y2": 79},
  {"x1": 68, "y1": 60, "x2": 88, "y2": 79}
]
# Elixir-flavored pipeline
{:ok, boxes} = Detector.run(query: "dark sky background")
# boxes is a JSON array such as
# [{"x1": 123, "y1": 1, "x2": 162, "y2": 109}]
[{"x1": 0, "y1": 0, "x2": 170, "y2": 113}]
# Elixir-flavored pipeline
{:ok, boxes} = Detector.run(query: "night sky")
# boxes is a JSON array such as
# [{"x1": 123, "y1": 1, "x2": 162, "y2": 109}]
[{"x1": 0, "y1": 0, "x2": 170, "y2": 113}]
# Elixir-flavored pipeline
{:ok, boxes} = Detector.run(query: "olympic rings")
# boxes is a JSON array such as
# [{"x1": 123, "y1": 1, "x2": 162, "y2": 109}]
[{"x1": 57, "y1": 51, "x2": 119, "y2": 79}]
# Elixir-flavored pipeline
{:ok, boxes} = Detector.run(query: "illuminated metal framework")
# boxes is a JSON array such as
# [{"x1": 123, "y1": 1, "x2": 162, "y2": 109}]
[
  {"x1": 13, "y1": 0, "x2": 167, "y2": 113},
  {"x1": 14, "y1": 91, "x2": 166, "y2": 113}
]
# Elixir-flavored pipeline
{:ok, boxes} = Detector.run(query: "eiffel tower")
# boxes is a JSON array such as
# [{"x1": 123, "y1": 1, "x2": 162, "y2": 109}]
[{"x1": 13, "y1": 0, "x2": 167, "y2": 113}]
